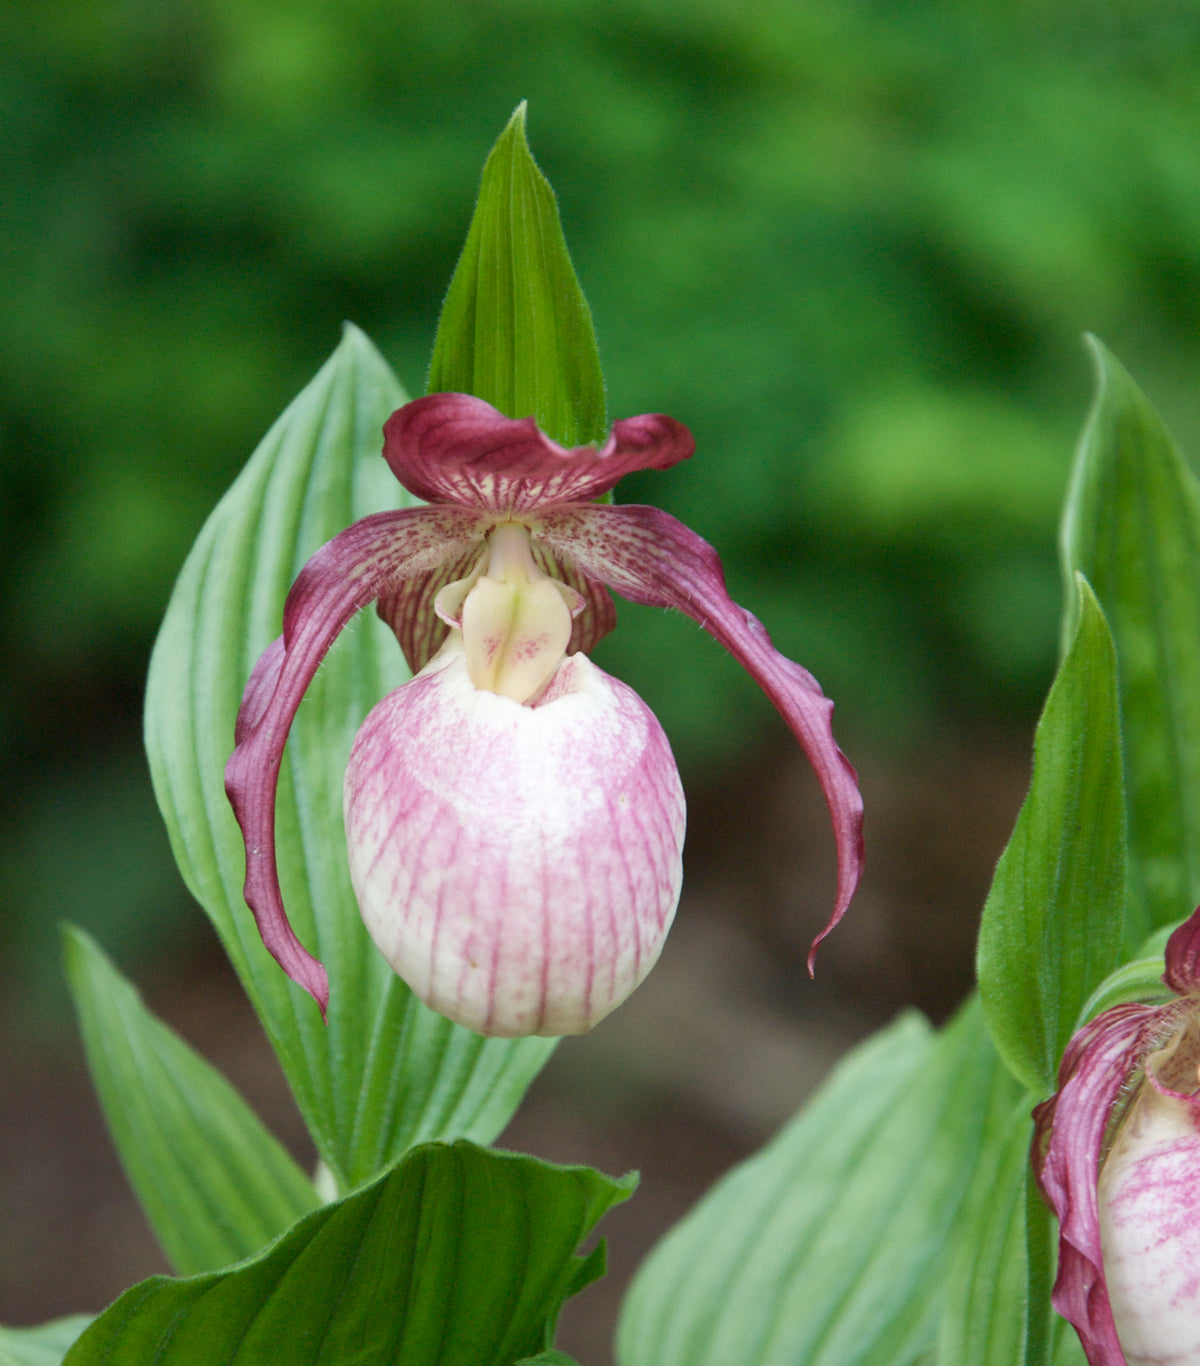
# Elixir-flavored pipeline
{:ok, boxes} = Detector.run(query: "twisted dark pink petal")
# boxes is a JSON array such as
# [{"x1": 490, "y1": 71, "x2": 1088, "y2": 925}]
[
  {"x1": 224, "y1": 505, "x2": 484, "y2": 1014},
  {"x1": 383, "y1": 392, "x2": 694, "y2": 514},
  {"x1": 534, "y1": 502, "x2": 864, "y2": 964},
  {"x1": 1034, "y1": 1002, "x2": 1171, "y2": 1365}
]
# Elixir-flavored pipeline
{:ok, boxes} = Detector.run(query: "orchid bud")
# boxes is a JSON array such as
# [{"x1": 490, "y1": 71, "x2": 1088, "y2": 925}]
[{"x1": 1035, "y1": 908, "x2": 1200, "y2": 1365}]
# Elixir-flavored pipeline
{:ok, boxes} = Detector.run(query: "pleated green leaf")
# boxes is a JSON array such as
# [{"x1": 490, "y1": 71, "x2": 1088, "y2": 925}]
[
  {"x1": 617, "y1": 1000, "x2": 1016, "y2": 1366},
  {"x1": 976, "y1": 576, "x2": 1126, "y2": 1096},
  {"x1": 144, "y1": 325, "x2": 555, "y2": 1191},
  {"x1": 427, "y1": 103, "x2": 606, "y2": 447},
  {"x1": 935, "y1": 1099, "x2": 1032, "y2": 1366},
  {"x1": 1062, "y1": 336, "x2": 1200, "y2": 941},
  {"x1": 0, "y1": 1318, "x2": 91, "y2": 1366},
  {"x1": 63, "y1": 1142, "x2": 633, "y2": 1366},
  {"x1": 937, "y1": 1129, "x2": 1086, "y2": 1366},
  {"x1": 63, "y1": 925, "x2": 318, "y2": 1275}
]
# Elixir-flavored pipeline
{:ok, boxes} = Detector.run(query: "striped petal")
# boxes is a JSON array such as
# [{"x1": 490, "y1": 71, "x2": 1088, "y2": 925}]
[
  {"x1": 1033, "y1": 907, "x2": 1200, "y2": 1365},
  {"x1": 1098, "y1": 1021, "x2": 1200, "y2": 1366},
  {"x1": 534, "y1": 501, "x2": 864, "y2": 966},
  {"x1": 225, "y1": 505, "x2": 483, "y2": 1014},
  {"x1": 343, "y1": 644, "x2": 686, "y2": 1037},
  {"x1": 1034, "y1": 1004, "x2": 1164, "y2": 1366},
  {"x1": 382, "y1": 392, "x2": 694, "y2": 514}
]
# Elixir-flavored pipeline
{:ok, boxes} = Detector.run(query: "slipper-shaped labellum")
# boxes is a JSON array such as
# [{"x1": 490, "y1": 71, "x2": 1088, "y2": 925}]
[
  {"x1": 225, "y1": 394, "x2": 864, "y2": 1037},
  {"x1": 1034, "y1": 907, "x2": 1200, "y2": 1365}
]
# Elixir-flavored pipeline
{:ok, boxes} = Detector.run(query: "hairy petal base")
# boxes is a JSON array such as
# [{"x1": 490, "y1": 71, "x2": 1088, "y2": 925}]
[{"x1": 343, "y1": 646, "x2": 686, "y2": 1037}]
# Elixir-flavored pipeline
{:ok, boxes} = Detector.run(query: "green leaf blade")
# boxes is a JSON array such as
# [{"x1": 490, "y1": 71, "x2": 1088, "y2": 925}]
[
  {"x1": 1062, "y1": 336, "x2": 1200, "y2": 938},
  {"x1": 977, "y1": 576, "x2": 1126, "y2": 1095},
  {"x1": 144, "y1": 325, "x2": 555, "y2": 1189},
  {"x1": 0, "y1": 1318, "x2": 92, "y2": 1366},
  {"x1": 63, "y1": 925, "x2": 319, "y2": 1275},
  {"x1": 934, "y1": 1099, "x2": 1032, "y2": 1366},
  {"x1": 428, "y1": 103, "x2": 606, "y2": 447},
  {"x1": 64, "y1": 1143, "x2": 633, "y2": 1366},
  {"x1": 618, "y1": 1001, "x2": 1018, "y2": 1366}
]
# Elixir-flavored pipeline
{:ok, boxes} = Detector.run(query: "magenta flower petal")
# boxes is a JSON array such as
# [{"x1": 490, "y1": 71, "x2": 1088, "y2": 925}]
[
  {"x1": 225, "y1": 506, "x2": 484, "y2": 1014},
  {"x1": 382, "y1": 392, "x2": 694, "y2": 514},
  {"x1": 1033, "y1": 905, "x2": 1200, "y2": 1364},
  {"x1": 343, "y1": 648, "x2": 686, "y2": 1036},
  {"x1": 534, "y1": 502, "x2": 864, "y2": 965},
  {"x1": 1034, "y1": 1005, "x2": 1163, "y2": 1366}
]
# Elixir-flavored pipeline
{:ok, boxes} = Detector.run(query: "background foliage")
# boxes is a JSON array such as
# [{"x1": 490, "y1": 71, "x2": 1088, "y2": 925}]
[{"x1": 4, "y1": 0, "x2": 1200, "y2": 1079}]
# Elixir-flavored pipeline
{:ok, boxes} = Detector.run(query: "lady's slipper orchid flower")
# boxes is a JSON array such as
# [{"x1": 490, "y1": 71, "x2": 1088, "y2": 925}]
[
  {"x1": 1034, "y1": 907, "x2": 1200, "y2": 1365},
  {"x1": 225, "y1": 393, "x2": 863, "y2": 1037}
]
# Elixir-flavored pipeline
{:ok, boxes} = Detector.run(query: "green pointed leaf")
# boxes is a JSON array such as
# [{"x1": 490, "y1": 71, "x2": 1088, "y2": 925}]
[
  {"x1": 977, "y1": 576, "x2": 1126, "y2": 1095},
  {"x1": 935, "y1": 1100, "x2": 1033, "y2": 1366},
  {"x1": 64, "y1": 1142, "x2": 634, "y2": 1366},
  {"x1": 144, "y1": 325, "x2": 555, "y2": 1190},
  {"x1": 63, "y1": 925, "x2": 318, "y2": 1275},
  {"x1": 428, "y1": 103, "x2": 606, "y2": 447},
  {"x1": 0, "y1": 1318, "x2": 91, "y2": 1366},
  {"x1": 1062, "y1": 336, "x2": 1200, "y2": 939},
  {"x1": 617, "y1": 1000, "x2": 1019, "y2": 1366}
]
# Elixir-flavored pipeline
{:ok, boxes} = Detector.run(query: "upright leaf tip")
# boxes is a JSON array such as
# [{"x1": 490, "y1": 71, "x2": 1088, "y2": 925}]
[{"x1": 427, "y1": 105, "x2": 606, "y2": 448}]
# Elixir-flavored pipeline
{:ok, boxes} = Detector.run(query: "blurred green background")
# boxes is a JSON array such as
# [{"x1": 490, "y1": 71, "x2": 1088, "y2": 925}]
[
  {"x1": 3, "y1": 0, "x2": 1200, "y2": 1021},
  {"x1": 6, "y1": 0, "x2": 1200, "y2": 1345}
]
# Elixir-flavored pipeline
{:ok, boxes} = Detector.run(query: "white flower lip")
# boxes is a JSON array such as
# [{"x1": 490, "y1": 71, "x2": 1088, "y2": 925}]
[{"x1": 344, "y1": 647, "x2": 685, "y2": 1036}]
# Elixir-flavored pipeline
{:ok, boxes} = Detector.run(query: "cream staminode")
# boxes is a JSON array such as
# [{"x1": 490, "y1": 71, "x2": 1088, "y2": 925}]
[{"x1": 436, "y1": 521, "x2": 583, "y2": 704}]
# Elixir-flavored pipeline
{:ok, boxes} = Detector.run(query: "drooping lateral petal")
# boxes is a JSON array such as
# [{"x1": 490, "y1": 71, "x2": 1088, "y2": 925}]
[
  {"x1": 382, "y1": 393, "x2": 694, "y2": 514},
  {"x1": 1033, "y1": 1003, "x2": 1165, "y2": 1366},
  {"x1": 225, "y1": 506, "x2": 484, "y2": 1013},
  {"x1": 534, "y1": 502, "x2": 864, "y2": 964},
  {"x1": 344, "y1": 647, "x2": 686, "y2": 1037}
]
